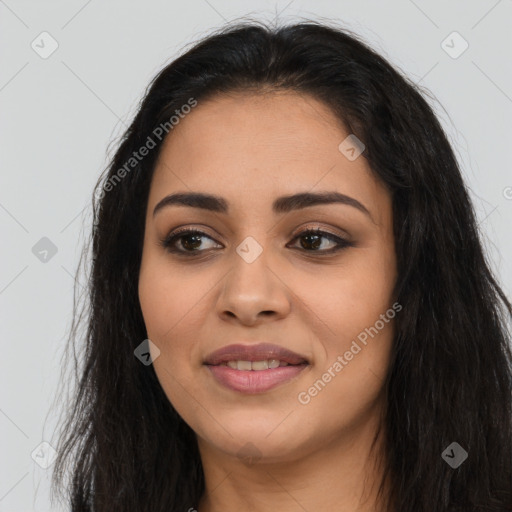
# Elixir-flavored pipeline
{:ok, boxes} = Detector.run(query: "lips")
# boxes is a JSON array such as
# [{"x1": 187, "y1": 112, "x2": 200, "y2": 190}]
[
  {"x1": 204, "y1": 343, "x2": 310, "y2": 394},
  {"x1": 203, "y1": 343, "x2": 310, "y2": 393},
  {"x1": 203, "y1": 343, "x2": 309, "y2": 366}
]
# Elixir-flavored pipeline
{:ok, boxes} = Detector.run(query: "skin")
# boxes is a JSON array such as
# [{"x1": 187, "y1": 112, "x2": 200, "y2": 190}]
[{"x1": 138, "y1": 90, "x2": 397, "y2": 512}]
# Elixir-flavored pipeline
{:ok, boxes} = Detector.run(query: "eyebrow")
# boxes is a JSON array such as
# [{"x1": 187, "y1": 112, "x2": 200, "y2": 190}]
[{"x1": 153, "y1": 191, "x2": 373, "y2": 220}]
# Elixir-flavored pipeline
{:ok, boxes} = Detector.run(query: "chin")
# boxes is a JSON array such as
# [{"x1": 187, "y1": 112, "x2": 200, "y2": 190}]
[
  {"x1": 202, "y1": 419, "x2": 308, "y2": 461},
  {"x1": 219, "y1": 437, "x2": 302, "y2": 465}
]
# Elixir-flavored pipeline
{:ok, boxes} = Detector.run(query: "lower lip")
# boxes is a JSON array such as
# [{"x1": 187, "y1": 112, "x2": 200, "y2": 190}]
[{"x1": 205, "y1": 364, "x2": 308, "y2": 393}]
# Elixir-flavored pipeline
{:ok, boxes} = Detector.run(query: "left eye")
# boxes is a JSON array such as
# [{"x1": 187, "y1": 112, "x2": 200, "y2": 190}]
[
  {"x1": 160, "y1": 228, "x2": 352, "y2": 255},
  {"x1": 288, "y1": 228, "x2": 351, "y2": 253}
]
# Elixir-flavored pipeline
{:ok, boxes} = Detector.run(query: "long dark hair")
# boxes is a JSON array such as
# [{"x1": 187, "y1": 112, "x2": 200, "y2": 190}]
[{"x1": 50, "y1": 19, "x2": 512, "y2": 511}]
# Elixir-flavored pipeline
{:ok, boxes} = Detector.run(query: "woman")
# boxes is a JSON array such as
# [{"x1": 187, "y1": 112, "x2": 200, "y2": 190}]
[{"x1": 51, "y1": 20, "x2": 512, "y2": 512}]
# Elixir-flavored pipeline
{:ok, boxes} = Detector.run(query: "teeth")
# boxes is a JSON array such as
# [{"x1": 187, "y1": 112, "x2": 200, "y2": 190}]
[
  {"x1": 251, "y1": 360, "x2": 268, "y2": 370},
  {"x1": 237, "y1": 360, "x2": 252, "y2": 371},
  {"x1": 222, "y1": 359, "x2": 290, "y2": 370}
]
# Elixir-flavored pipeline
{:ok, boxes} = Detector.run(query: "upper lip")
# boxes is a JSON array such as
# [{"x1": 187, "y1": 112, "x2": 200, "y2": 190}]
[{"x1": 204, "y1": 343, "x2": 309, "y2": 365}]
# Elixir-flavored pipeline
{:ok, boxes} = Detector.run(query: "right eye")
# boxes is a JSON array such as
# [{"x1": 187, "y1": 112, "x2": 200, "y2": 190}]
[{"x1": 159, "y1": 229, "x2": 222, "y2": 255}]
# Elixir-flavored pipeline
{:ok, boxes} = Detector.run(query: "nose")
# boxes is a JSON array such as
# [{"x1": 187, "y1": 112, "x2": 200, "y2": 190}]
[{"x1": 215, "y1": 247, "x2": 291, "y2": 326}]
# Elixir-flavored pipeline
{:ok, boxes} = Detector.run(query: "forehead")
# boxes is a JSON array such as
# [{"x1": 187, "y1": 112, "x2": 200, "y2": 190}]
[
  {"x1": 149, "y1": 91, "x2": 388, "y2": 223},
  {"x1": 156, "y1": 90, "x2": 349, "y2": 168}
]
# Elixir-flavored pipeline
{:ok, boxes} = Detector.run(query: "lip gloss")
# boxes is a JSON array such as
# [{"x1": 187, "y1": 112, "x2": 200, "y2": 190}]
[{"x1": 205, "y1": 364, "x2": 308, "y2": 393}]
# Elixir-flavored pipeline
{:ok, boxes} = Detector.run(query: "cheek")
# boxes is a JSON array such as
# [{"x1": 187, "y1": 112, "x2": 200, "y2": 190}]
[
  {"x1": 138, "y1": 256, "x2": 207, "y2": 413},
  {"x1": 138, "y1": 253, "x2": 221, "y2": 396},
  {"x1": 138, "y1": 258, "x2": 192, "y2": 391},
  {"x1": 138, "y1": 253, "x2": 206, "y2": 343},
  {"x1": 300, "y1": 252, "x2": 396, "y2": 344},
  {"x1": 298, "y1": 289, "x2": 395, "y2": 431},
  {"x1": 296, "y1": 246, "x2": 396, "y2": 406}
]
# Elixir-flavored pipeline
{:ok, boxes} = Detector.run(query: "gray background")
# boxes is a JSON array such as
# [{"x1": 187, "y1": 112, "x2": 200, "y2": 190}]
[{"x1": 1, "y1": 1, "x2": 511, "y2": 510}]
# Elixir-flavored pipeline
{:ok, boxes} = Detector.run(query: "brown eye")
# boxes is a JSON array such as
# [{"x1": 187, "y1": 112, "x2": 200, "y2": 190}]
[
  {"x1": 288, "y1": 228, "x2": 353, "y2": 254},
  {"x1": 160, "y1": 229, "x2": 221, "y2": 254},
  {"x1": 160, "y1": 227, "x2": 353, "y2": 257}
]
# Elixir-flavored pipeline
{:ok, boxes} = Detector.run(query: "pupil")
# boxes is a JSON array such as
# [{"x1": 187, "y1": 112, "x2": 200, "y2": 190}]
[
  {"x1": 183, "y1": 234, "x2": 202, "y2": 250},
  {"x1": 301, "y1": 234, "x2": 321, "y2": 250}
]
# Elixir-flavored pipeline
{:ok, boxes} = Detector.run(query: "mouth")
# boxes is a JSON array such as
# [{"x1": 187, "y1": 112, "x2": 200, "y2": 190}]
[
  {"x1": 204, "y1": 342, "x2": 309, "y2": 366},
  {"x1": 214, "y1": 359, "x2": 302, "y2": 370},
  {"x1": 203, "y1": 343, "x2": 310, "y2": 393}
]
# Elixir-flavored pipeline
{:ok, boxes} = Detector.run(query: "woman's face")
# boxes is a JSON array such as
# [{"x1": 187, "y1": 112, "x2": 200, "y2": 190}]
[{"x1": 138, "y1": 90, "x2": 397, "y2": 463}]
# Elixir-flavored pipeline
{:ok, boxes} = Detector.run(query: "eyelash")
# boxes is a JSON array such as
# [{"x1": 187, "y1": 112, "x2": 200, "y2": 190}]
[{"x1": 159, "y1": 227, "x2": 354, "y2": 257}]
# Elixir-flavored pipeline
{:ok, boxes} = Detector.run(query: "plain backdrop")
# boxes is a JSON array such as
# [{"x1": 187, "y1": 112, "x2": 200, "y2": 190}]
[{"x1": 1, "y1": 1, "x2": 511, "y2": 510}]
